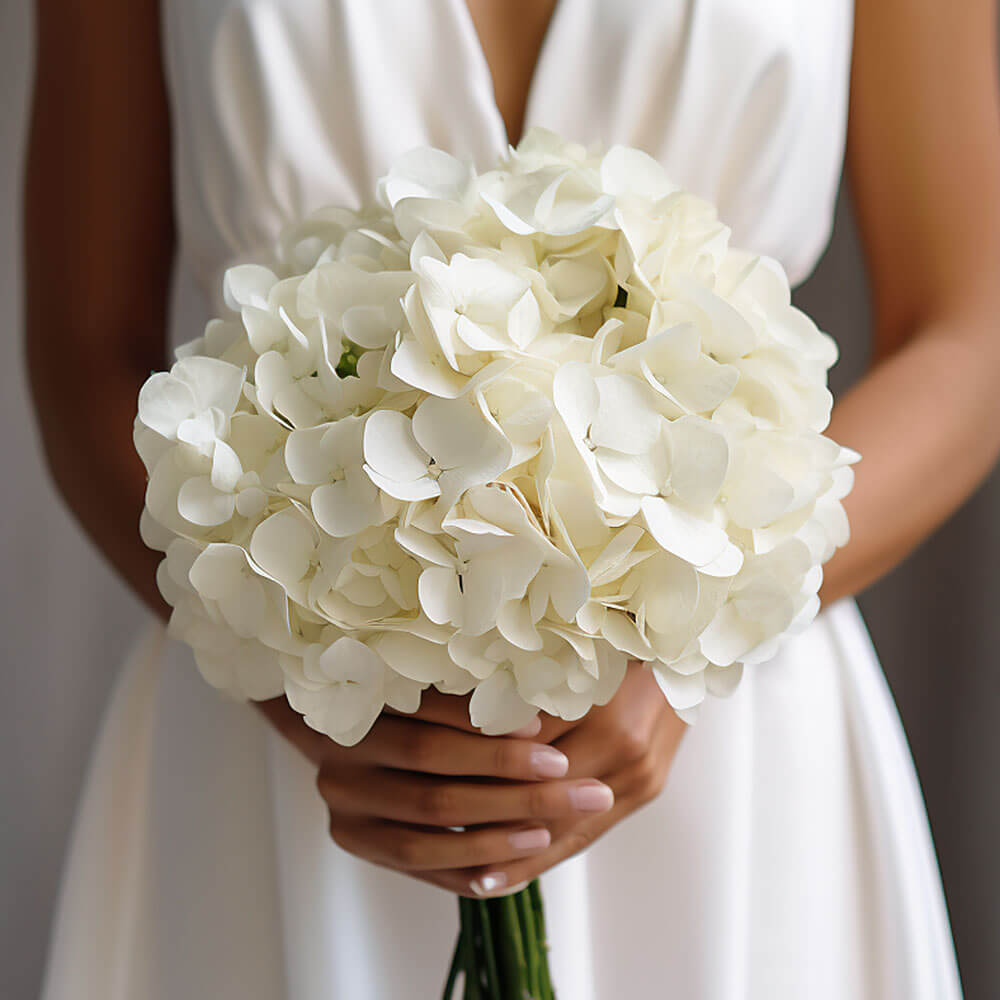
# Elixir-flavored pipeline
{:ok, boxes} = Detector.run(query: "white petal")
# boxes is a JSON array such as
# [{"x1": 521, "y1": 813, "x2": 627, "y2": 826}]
[
  {"x1": 363, "y1": 410, "x2": 430, "y2": 481},
  {"x1": 671, "y1": 274, "x2": 756, "y2": 362},
  {"x1": 312, "y1": 468, "x2": 380, "y2": 537},
  {"x1": 454, "y1": 315, "x2": 509, "y2": 351},
  {"x1": 211, "y1": 441, "x2": 243, "y2": 493},
  {"x1": 284, "y1": 425, "x2": 331, "y2": 484},
  {"x1": 459, "y1": 562, "x2": 507, "y2": 637},
  {"x1": 704, "y1": 662, "x2": 744, "y2": 697},
  {"x1": 664, "y1": 357, "x2": 739, "y2": 414},
  {"x1": 394, "y1": 524, "x2": 455, "y2": 566},
  {"x1": 223, "y1": 264, "x2": 277, "y2": 310},
  {"x1": 642, "y1": 557, "x2": 700, "y2": 633},
  {"x1": 653, "y1": 667, "x2": 707, "y2": 712},
  {"x1": 383, "y1": 673, "x2": 426, "y2": 714},
  {"x1": 389, "y1": 337, "x2": 467, "y2": 397},
  {"x1": 696, "y1": 542, "x2": 744, "y2": 578},
  {"x1": 667, "y1": 416, "x2": 729, "y2": 508},
  {"x1": 177, "y1": 476, "x2": 237, "y2": 527},
  {"x1": 640, "y1": 496, "x2": 729, "y2": 567},
  {"x1": 364, "y1": 464, "x2": 441, "y2": 502},
  {"x1": 601, "y1": 145, "x2": 676, "y2": 199},
  {"x1": 137, "y1": 372, "x2": 196, "y2": 439},
  {"x1": 596, "y1": 449, "x2": 661, "y2": 496},
  {"x1": 381, "y1": 146, "x2": 474, "y2": 206},
  {"x1": 342, "y1": 304, "x2": 394, "y2": 350},
  {"x1": 418, "y1": 565, "x2": 464, "y2": 626},
  {"x1": 369, "y1": 632, "x2": 460, "y2": 685},
  {"x1": 188, "y1": 544, "x2": 248, "y2": 601},
  {"x1": 176, "y1": 356, "x2": 246, "y2": 415},
  {"x1": 544, "y1": 256, "x2": 609, "y2": 317},
  {"x1": 496, "y1": 600, "x2": 544, "y2": 651},
  {"x1": 469, "y1": 670, "x2": 539, "y2": 735},
  {"x1": 552, "y1": 362, "x2": 599, "y2": 438},
  {"x1": 698, "y1": 602, "x2": 761, "y2": 667},
  {"x1": 508, "y1": 290, "x2": 541, "y2": 348},
  {"x1": 725, "y1": 466, "x2": 795, "y2": 529},
  {"x1": 249, "y1": 507, "x2": 316, "y2": 589},
  {"x1": 512, "y1": 655, "x2": 563, "y2": 699},
  {"x1": 589, "y1": 374, "x2": 662, "y2": 455},
  {"x1": 588, "y1": 524, "x2": 646, "y2": 585}
]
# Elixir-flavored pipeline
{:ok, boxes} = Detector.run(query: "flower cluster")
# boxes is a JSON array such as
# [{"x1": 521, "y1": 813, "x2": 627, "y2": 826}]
[{"x1": 135, "y1": 129, "x2": 858, "y2": 744}]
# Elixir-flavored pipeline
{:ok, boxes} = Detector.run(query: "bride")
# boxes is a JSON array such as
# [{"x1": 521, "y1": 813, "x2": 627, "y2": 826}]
[{"x1": 26, "y1": 0, "x2": 995, "y2": 996}]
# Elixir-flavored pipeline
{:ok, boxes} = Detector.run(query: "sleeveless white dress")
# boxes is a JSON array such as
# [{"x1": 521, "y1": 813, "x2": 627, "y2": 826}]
[{"x1": 40, "y1": 2, "x2": 964, "y2": 998}]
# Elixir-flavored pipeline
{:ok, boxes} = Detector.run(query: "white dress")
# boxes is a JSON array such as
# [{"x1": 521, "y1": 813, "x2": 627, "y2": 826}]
[{"x1": 40, "y1": 1, "x2": 964, "y2": 997}]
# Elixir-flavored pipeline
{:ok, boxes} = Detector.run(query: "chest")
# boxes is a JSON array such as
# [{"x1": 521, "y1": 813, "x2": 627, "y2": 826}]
[{"x1": 463, "y1": 0, "x2": 561, "y2": 146}]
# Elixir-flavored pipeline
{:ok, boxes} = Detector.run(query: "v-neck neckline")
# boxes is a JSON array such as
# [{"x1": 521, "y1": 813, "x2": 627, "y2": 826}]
[{"x1": 452, "y1": 0, "x2": 564, "y2": 149}]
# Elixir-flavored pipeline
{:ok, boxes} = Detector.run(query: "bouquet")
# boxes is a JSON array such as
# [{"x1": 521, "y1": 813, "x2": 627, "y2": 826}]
[{"x1": 135, "y1": 128, "x2": 858, "y2": 998}]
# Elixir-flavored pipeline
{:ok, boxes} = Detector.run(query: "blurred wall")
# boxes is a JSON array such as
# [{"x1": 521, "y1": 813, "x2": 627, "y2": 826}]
[{"x1": 2, "y1": 3, "x2": 997, "y2": 998}]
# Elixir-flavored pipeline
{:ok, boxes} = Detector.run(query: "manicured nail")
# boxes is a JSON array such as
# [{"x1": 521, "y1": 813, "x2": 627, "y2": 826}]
[
  {"x1": 530, "y1": 747, "x2": 569, "y2": 778},
  {"x1": 508, "y1": 828, "x2": 551, "y2": 852},
  {"x1": 510, "y1": 717, "x2": 542, "y2": 738},
  {"x1": 471, "y1": 874, "x2": 531, "y2": 897},
  {"x1": 470, "y1": 872, "x2": 507, "y2": 896},
  {"x1": 568, "y1": 780, "x2": 614, "y2": 812}
]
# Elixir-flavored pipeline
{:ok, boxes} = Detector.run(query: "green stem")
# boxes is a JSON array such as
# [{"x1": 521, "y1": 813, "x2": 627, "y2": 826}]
[
  {"x1": 516, "y1": 889, "x2": 541, "y2": 997},
  {"x1": 446, "y1": 883, "x2": 556, "y2": 1000},
  {"x1": 477, "y1": 901, "x2": 504, "y2": 997},
  {"x1": 498, "y1": 895, "x2": 529, "y2": 999},
  {"x1": 459, "y1": 897, "x2": 483, "y2": 1000}
]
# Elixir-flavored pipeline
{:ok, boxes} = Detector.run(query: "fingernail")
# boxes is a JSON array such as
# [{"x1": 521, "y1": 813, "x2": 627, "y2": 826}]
[
  {"x1": 568, "y1": 780, "x2": 614, "y2": 812},
  {"x1": 510, "y1": 717, "x2": 542, "y2": 738},
  {"x1": 508, "y1": 827, "x2": 551, "y2": 852},
  {"x1": 530, "y1": 747, "x2": 569, "y2": 778},
  {"x1": 470, "y1": 875, "x2": 531, "y2": 897},
  {"x1": 470, "y1": 872, "x2": 507, "y2": 896}
]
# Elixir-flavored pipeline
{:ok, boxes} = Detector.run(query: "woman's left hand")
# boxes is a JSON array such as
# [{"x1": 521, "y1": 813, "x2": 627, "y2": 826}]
[{"x1": 438, "y1": 662, "x2": 688, "y2": 897}]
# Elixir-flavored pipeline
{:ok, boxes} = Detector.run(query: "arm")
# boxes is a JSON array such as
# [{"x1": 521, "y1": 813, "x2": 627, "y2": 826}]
[
  {"x1": 819, "y1": 0, "x2": 1000, "y2": 606},
  {"x1": 25, "y1": 0, "x2": 173, "y2": 617}
]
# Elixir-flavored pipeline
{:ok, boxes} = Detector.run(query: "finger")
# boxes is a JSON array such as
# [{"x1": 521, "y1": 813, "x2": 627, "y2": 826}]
[
  {"x1": 453, "y1": 787, "x2": 632, "y2": 897},
  {"x1": 357, "y1": 716, "x2": 570, "y2": 781},
  {"x1": 317, "y1": 766, "x2": 614, "y2": 828},
  {"x1": 382, "y1": 689, "x2": 482, "y2": 733},
  {"x1": 459, "y1": 710, "x2": 684, "y2": 896},
  {"x1": 331, "y1": 816, "x2": 553, "y2": 872}
]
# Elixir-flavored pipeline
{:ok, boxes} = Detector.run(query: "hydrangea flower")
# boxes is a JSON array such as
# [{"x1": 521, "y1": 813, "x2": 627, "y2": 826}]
[{"x1": 136, "y1": 128, "x2": 858, "y2": 743}]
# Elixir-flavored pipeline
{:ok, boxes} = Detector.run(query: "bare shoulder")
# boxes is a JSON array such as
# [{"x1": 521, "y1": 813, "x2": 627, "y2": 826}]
[{"x1": 846, "y1": 0, "x2": 1000, "y2": 353}]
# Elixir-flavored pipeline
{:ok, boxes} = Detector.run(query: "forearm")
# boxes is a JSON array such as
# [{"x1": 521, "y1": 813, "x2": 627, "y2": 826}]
[
  {"x1": 29, "y1": 358, "x2": 168, "y2": 621},
  {"x1": 819, "y1": 311, "x2": 1000, "y2": 606}
]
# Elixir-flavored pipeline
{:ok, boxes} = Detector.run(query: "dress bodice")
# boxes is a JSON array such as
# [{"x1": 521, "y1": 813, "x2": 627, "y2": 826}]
[{"x1": 161, "y1": 0, "x2": 853, "y2": 305}]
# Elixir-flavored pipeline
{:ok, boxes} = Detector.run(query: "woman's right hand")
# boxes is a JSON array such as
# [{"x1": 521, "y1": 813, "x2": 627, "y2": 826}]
[{"x1": 254, "y1": 693, "x2": 615, "y2": 896}]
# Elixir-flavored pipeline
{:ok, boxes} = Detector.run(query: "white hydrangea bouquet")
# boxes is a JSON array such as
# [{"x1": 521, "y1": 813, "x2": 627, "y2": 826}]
[{"x1": 135, "y1": 128, "x2": 858, "y2": 999}]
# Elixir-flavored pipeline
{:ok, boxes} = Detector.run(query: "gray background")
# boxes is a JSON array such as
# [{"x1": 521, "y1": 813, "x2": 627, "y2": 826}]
[{"x1": 2, "y1": 3, "x2": 997, "y2": 998}]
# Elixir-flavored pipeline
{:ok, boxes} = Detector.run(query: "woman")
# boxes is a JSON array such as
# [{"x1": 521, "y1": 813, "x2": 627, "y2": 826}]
[{"x1": 26, "y1": 0, "x2": 995, "y2": 996}]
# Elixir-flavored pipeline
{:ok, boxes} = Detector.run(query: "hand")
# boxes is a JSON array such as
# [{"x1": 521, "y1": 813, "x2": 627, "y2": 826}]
[
  {"x1": 444, "y1": 663, "x2": 687, "y2": 896},
  {"x1": 253, "y1": 690, "x2": 621, "y2": 895}
]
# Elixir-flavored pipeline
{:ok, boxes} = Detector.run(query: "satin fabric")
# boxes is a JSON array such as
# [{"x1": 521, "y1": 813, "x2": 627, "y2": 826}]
[{"x1": 41, "y1": 2, "x2": 963, "y2": 997}]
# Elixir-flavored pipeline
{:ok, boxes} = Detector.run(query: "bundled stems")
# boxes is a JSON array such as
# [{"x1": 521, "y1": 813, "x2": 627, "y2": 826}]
[{"x1": 443, "y1": 881, "x2": 555, "y2": 999}]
